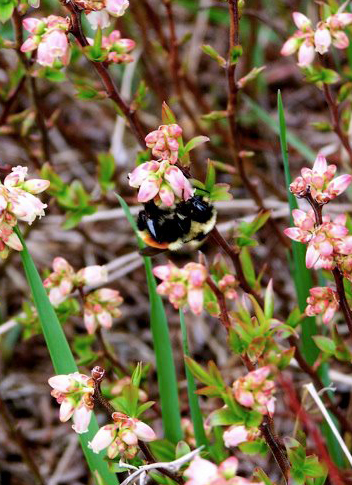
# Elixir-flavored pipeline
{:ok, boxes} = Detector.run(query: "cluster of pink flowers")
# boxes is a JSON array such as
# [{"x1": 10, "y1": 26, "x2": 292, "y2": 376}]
[
  {"x1": 153, "y1": 261, "x2": 207, "y2": 315},
  {"x1": 223, "y1": 425, "x2": 259, "y2": 448},
  {"x1": 102, "y1": 30, "x2": 135, "y2": 64},
  {"x1": 305, "y1": 287, "x2": 339, "y2": 324},
  {"x1": 21, "y1": 16, "x2": 70, "y2": 67},
  {"x1": 232, "y1": 366, "x2": 276, "y2": 416},
  {"x1": 84, "y1": 288, "x2": 123, "y2": 334},
  {"x1": 218, "y1": 274, "x2": 238, "y2": 300},
  {"x1": 88, "y1": 411, "x2": 156, "y2": 459},
  {"x1": 145, "y1": 124, "x2": 183, "y2": 164},
  {"x1": 48, "y1": 373, "x2": 95, "y2": 434},
  {"x1": 44, "y1": 258, "x2": 123, "y2": 333},
  {"x1": 129, "y1": 159, "x2": 193, "y2": 206},
  {"x1": 0, "y1": 166, "x2": 49, "y2": 258},
  {"x1": 284, "y1": 210, "x2": 351, "y2": 270},
  {"x1": 289, "y1": 155, "x2": 352, "y2": 204},
  {"x1": 281, "y1": 11, "x2": 352, "y2": 67},
  {"x1": 128, "y1": 124, "x2": 194, "y2": 207},
  {"x1": 184, "y1": 456, "x2": 262, "y2": 485},
  {"x1": 43, "y1": 257, "x2": 107, "y2": 306},
  {"x1": 85, "y1": 0, "x2": 129, "y2": 30}
]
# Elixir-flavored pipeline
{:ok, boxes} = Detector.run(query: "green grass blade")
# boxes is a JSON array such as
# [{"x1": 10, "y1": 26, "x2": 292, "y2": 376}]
[
  {"x1": 115, "y1": 194, "x2": 183, "y2": 444},
  {"x1": 277, "y1": 93, "x2": 343, "y2": 466},
  {"x1": 277, "y1": 91, "x2": 318, "y2": 364},
  {"x1": 14, "y1": 226, "x2": 118, "y2": 485},
  {"x1": 244, "y1": 94, "x2": 315, "y2": 163},
  {"x1": 179, "y1": 310, "x2": 208, "y2": 448}
]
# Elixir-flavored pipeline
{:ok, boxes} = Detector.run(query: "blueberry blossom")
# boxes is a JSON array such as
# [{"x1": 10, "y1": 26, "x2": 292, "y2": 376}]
[
  {"x1": 86, "y1": 0, "x2": 129, "y2": 29},
  {"x1": 281, "y1": 10, "x2": 352, "y2": 67},
  {"x1": 83, "y1": 288, "x2": 123, "y2": 334},
  {"x1": 145, "y1": 124, "x2": 183, "y2": 164},
  {"x1": 184, "y1": 456, "x2": 263, "y2": 485},
  {"x1": 128, "y1": 160, "x2": 193, "y2": 206},
  {"x1": 305, "y1": 287, "x2": 339, "y2": 324},
  {"x1": 232, "y1": 366, "x2": 276, "y2": 416},
  {"x1": 48, "y1": 373, "x2": 94, "y2": 434},
  {"x1": 89, "y1": 411, "x2": 156, "y2": 459},
  {"x1": 153, "y1": 261, "x2": 207, "y2": 315},
  {"x1": 21, "y1": 15, "x2": 70, "y2": 67},
  {"x1": 289, "y1": 154, "x2": 352, "y2": 204},
  {"x1": 87, "y1": 30, "x2": 136, "y2": 64},
  {"x1": 284, "y1": 210, "x2": 351, "y2": 270}
]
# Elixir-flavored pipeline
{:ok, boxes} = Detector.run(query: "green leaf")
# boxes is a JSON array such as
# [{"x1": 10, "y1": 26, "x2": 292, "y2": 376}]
[
  {"x1": 184, "y1": 356, "x2": 214, "y2": 386},
  {"x1": 15, "y1": 227, "x2": 118, "y2": 485},
  {"x1": 312, "y1": 336, "x2": 336, "y2": 355},
  {"x1": 303, "y1": 456, "x2": 327, "y2": 478},
  {"x1": 201, "y1": 44, "x2": 226, "y2": 67},
  {"x1": 161, "y1": 101, "x2": 177, "y2": 125},
  {"x1": 201, "y1": 110, "x2": 228, "y2": 121},
  {"x1": 115, "y1": 194, "x2": 183, "y2": 444},
  {"x1": 0, "y1": 1, "x2": 14, "y2": 23},
  {"x1": 183, "y1": 136, "x2": 209, "y2": 155},
  {"x1": 180, "y1": 310, "x2": 208, "y2": 448},
  {"x1": 253, "y1": 467, "x2": 277, "y2": 485},
  {"x1": 97, "y1": 153, "x2": 115, "y2": 193},
  {"x1": 205, "y1": 160, "x2": 216, "y2": 193},
  {"x1": 239, "y1": 439, "x2": 267, "y2": 455},
  {"x1": 303, "y1": 66, "x2": 340, "y2": 85},
  {"x1": 208, "y1": 407, "x2": 242, "y2": 426}
]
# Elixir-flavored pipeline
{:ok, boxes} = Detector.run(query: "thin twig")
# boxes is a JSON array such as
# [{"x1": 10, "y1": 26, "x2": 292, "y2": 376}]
[
  {"x1": 322, "y1": 83, "x2": 352, "y2": 167},
  {"x1": 205, "y1": 275, "x2": 231, "y2": 329},
  {"x1": 61, "y1": 0, "x2": 146, "y2": 148},
  {"x1": 138, "y1": 440, "x2": 184, "y2": 485}
]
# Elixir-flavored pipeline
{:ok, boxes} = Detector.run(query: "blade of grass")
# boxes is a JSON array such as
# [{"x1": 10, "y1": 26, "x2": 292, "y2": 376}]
[
  {"x1": 179, "y1": 310, "x2": 208, "y2": 448},
  {"x1": 244, "y1": 94, "x2": 315, "y2": 163},
  {"x1": 14, "y1": 226, "x2": 118, "y2": 485},
  {"x1": 278, "y1": 91, "x2": 343, "y2": 467},
  {"x1": 115, "y1": 194, "x2": 183, "y2": 444}
]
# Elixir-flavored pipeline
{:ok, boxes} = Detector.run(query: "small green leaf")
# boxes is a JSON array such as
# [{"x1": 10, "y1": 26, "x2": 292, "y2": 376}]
[
  {"x1": 205, "y1": 160, "x2": 216, "y2": 192},
  {"x1": 183, "y1": 135, "x2": 209, "y2": 155},
  {"x1": 201, "y1": 110, "x2": 228, "y2": 121},
  {"x1": 312, "y1": 336, "x2": 336, "y2": 355},
  {"x1": 202, "y1": 44, "x2": 226, "y2": 67}
]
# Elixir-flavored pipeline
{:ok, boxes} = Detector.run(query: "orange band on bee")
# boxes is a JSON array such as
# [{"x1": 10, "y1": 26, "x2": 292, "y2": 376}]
[{"x1": 141, "y1": 233, "x2": 169, "y2": 249}]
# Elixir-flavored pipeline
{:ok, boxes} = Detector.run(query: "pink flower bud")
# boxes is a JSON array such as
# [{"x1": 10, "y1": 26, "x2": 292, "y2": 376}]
[
  {"x1": 298, "y1": 40, "x2": 315, "y2": 67},
  {"x1": 314, "y1": 28, "x2": 331, "y2": 54},
  {"x1": 153, "y1": 264, "x2": 173, "y2": 281},
  {"x1": 187, "y1": 288, "x2": 204, "y2": 315},
  {"x1": 327, "y1": 174, "x2": 352, "y2": 198},
  {"x1": 6, "y1": 232, "x2": 23, "y2": 251},
  {"x1": 218, "y1": 457, "x2": 238, "y2": 478},
  {"x1": 53, "y1": 257, "x2": 72, "y2": 273},
  {"x1": 72, "y1": 405, "x2": 92, "y2": 434},
  {"x1": 120, "y1": 430, "x2": 138, "y2": 445},
  {"x1": 159, "y1": 182, "x2": 175, "y2": 206},
  {"x1": 306, "y1": 244, "x2": 320, "y2": 269},
  {"x1": 86, "y1": 10, "x2": 111, "y2": 30},
  {"x1": 23, "y1": 17, "x2": 44, "y2": 34},
  {"x1": 118, "y1": 38, "x2": 136, "y2": 52},
  {"x1": 21, "y1": 37, "x2": 38, "y2": 52},
  {"x1": 138, "y1": 177, "x2": 161, "y2": 203},
  {"x1": 97, "y1": 310, "x2": 113, "y2": 329},
  {"x1": 76, "y1": 265, "x2": 108, "y2": 286},
  {"x1": 184, "y1": 456, "x2": 218, "y2": 484},
  {"x1": 333, "y1": 30, "x2": 349, "y2": 49},
  {"x1": 333, "y1": 13, "x2": 352, "y2": 27},
  {"x1": 164, "y1": 165, "x2": 193, "y2": 200},
  {"x1": 22, "y1": 179, "x2": 50, "y2": 194},
  {"x1": 292, "y1": 12, "x2": 312, "y2": 30},
  {"x1": 223, "y1": 425, "x2": 248, "y2": 448},
  {"x1": 48, "y1": 374, "x2": 74, "y2": 393},
  {"x1": 37, "y1": 40, "x2": 55, "y2": 66},
  {"x1": 133, "y1": 420, "x2": 156, "y2": 441},
  {"x1": 89, "y1": 425, "x2": 116, "y2": 453},
  {"x1": 281, "y1": 37, "x2": 299, "y2": 56},
  {"x1": 59, "y1": 398, "x2": 75, "y2": 422},
  {"x1": 105, "y1": 0, "x2": 129, "y2": 17},
  {"x1": 128, "y1": 161, "x2": 160, "y2": 188}
]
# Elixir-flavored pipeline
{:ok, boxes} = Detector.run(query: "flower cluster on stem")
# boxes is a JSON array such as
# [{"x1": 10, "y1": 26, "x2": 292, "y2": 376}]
[
  {"x1": 184, "y1": 456, "x2": 262, "y2": 485},
  {"x1": 305, "y1": 287, "x2": 339, "y2": 324},
  {"x1": 0, "y1": 165, "x2": 49, "y2": 258},
  {"x1": 21, "y1": 16, "x2": 70, "y2": 67},
  {"x1": 153, "y1": 261, "x2": 208, "y2": 315},
  {"x1": 88, "y1": 411, "x2": 156, "y2": 459},
  {"x1": 232, "y1": 366, "x2": 276, "y2": 416},
  {"x1": 48, "y1": 373, "x2": 94, "y2": 434},
  {"x1": 87, "y1": 30, "x2": 136, "y2": 64},
  {"x1": 281, "y1": 11, "x2": 352, "y2": 67}
]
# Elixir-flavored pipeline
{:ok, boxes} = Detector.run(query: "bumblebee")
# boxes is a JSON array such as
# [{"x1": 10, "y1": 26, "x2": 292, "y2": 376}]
[{"x1": 137, "y1": 195, "x2": 217, "y2": 253}]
